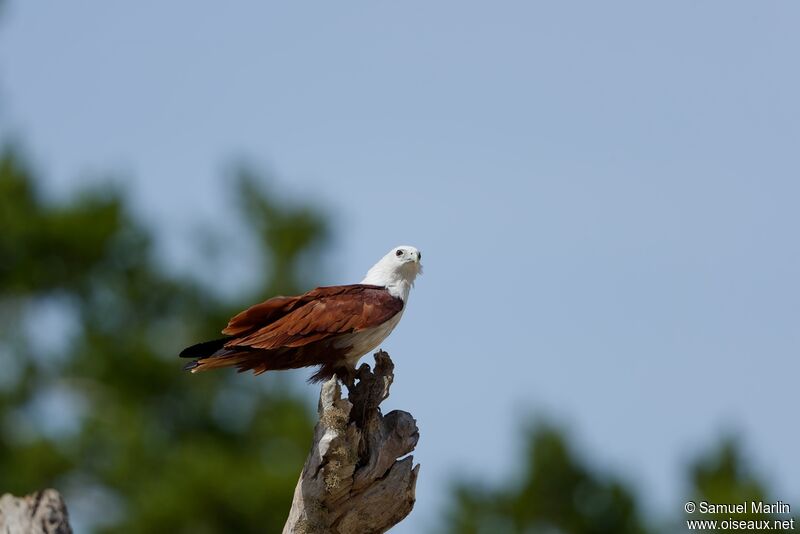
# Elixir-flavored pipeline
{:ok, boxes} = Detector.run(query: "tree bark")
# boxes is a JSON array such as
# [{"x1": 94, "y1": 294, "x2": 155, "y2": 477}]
[
  {"x1": 283, "y1": 351, "x2": 420, "y2": 534},
  {"x1": 0, "y1": 489, "x2": 72, "y2": 534}
]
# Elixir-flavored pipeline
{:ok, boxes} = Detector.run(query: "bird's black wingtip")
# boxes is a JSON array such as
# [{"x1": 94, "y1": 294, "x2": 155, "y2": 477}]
[{"x1": 179, "y1": 337, "x2": 228, "y2": 359}]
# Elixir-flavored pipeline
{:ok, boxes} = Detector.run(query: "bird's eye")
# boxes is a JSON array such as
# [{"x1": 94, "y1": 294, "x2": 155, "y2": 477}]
[{"x1": 395, "y1": 249, "x2": 404, "y2": 257}]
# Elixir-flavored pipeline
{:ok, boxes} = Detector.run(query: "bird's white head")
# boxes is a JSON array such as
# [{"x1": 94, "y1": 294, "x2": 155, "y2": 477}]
[{"x1": 361, "y1": 245, "x2": 422, "y2": 301}]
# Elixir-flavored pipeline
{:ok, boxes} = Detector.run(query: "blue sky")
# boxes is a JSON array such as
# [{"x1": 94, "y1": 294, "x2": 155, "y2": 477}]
[{"x1": 2, "y1": 1, "x2": 799, "y2": 531}]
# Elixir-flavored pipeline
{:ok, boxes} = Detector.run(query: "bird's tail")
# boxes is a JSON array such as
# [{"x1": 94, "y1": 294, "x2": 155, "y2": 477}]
[{"x1": 179, "y1": 338, "x2": 228, "y2": 371}]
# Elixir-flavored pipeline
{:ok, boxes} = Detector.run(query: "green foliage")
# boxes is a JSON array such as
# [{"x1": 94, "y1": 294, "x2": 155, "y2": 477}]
[
  {"x1": 235, "y1": 168, "x2": 329, "y2": 297},
  {"x1": 689, "y1": 438, "x2": 766, "y2": 506},
  {"x1": 0, "y1": 149, "x2": 126, "y2": 294},
  {"x1": 443, "y1": 424, "x2": 791, "y2": 534},
  {"x1": 445, "y1": 421, "x2": 649, "y2": 534},
  {"x1": 684, "y1": 437, "x2": 776, "y2": 527},
  {"x1": 0, "y1": 146, "x2": 326, "y2": 532}
]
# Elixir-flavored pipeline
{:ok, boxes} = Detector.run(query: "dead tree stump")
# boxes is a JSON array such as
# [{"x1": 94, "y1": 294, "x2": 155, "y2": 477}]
[
  {"x1": 0, "y1": 489, "x2": 72, "y2": 534},
  {"x1": 283, "y1": 351, "x2": 420, "y2": 534}
]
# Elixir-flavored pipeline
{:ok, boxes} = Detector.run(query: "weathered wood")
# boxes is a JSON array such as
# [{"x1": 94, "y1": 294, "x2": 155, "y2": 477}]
[
  {"x1": 284, "y1": 351, "x2": 420, "y2": 534},
  {"x1": 0, "y1": 489, "x2": 72, "y2": 534}
]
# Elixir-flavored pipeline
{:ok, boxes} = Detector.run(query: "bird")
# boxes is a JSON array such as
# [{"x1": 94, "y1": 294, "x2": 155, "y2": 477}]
[{"x1": 180, "y1": 245, "x2": 422, "y2": 386}]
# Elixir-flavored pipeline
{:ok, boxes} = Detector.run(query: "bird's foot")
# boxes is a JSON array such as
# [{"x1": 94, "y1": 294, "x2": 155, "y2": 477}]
[{"x1": 335, "y1": 368, "x2": 357, "y2": 391}]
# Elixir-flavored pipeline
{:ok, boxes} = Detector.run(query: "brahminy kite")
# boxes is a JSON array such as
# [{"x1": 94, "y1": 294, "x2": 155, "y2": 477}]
[{"x1": 180, "y1": 245, "x2": 422, "y2": 384}]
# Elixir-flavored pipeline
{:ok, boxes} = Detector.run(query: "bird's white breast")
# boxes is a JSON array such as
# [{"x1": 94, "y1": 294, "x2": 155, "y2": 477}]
[{"x1": 336, "y1": 311, "x2": 404, "y2": 366}]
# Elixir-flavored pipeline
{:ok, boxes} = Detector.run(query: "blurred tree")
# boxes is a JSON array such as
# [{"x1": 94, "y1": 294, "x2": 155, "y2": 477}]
[
  {"x1": 444, "y1": 421, "x2": 650, "y2": 534},
  {"x1": 0, "y1": 146, "x2": 328, "y2": 533},
  {"x1": 443, "y1": 422, "x2": 794, "y2": 534},
  {"x1": 681, "y1": 436, "x2": 783, "y2": 530},
  {"x1": 689, "y1": 437, "x2": 767, "y2": 508}
]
